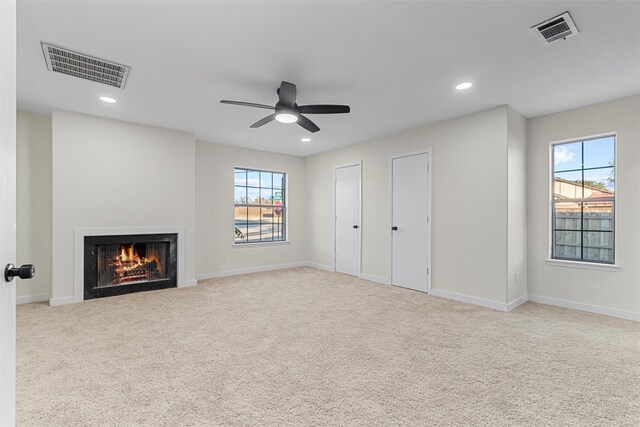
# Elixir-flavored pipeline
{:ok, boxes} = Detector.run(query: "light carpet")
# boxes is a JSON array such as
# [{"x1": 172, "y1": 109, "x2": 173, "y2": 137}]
[{"x1": 16, "y1": 267, "x2": 640, "y2": 426}]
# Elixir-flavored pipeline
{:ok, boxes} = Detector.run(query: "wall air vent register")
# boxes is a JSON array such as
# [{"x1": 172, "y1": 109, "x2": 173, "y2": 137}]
[{"x1": 41, "y1": 42, "x2": 130, "y2": 89}]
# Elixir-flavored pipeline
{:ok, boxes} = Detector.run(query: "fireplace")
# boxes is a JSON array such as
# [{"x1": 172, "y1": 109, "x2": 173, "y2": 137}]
[{"x1": 84, "y1": 233, "x2": 177, "y2": 299}]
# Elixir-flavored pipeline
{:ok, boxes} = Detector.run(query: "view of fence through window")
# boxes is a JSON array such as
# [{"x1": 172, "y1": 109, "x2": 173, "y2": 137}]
[
  {"x1": 552, "y1": 135, "x2": 615, "y2": 263},
  {"x1": 234, "y1": 168, "x2": 286, "y2": 243}
]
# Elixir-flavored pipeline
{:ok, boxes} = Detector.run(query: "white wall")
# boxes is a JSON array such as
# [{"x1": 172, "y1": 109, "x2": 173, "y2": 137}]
[
  {"x1": 16, "y1": 111, "x2": 51, "y2": 303},
  {"x1": 306, "y1": 106, "x2": 515, "y2": 306},
  {"x1": 195, "y1": 141, "x2": 306, "y2": 278},
  {"x1": 51, "y1": 110, "x2": 196, "y2": 303},
  {"x1": 527, "y1": 95, "x2": 640, "y2": 319},
  {"x1": 507, "y1": 107, "x2": 528, "y2": 304}
]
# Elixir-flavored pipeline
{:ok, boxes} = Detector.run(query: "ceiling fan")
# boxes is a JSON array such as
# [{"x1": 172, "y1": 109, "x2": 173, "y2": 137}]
[{"x1": 220, "y1": 81, "x2": 350, "y2": 133}]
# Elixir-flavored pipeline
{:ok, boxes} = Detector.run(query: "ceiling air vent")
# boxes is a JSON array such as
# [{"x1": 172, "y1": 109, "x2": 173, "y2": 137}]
[
  {"x1": 40, "y1": 42, "x2": 130, "y2": 89},
  {"x1": 532, "y1": 12, "x2": 579, "y2": 44}
]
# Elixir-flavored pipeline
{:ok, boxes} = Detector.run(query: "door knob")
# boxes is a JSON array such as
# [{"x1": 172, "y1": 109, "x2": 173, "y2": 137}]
[
  {"x1": 353, "y1": 225, "x2": 359, "y2": 229},
  {"x1": 391, "y1": 226, "x2": 398, "y2": 231},
  {"x1": 4, "y1": 264, "x2": 36, "y2": 282}
]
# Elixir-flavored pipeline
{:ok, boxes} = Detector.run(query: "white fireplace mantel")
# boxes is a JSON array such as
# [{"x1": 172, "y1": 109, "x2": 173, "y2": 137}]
[{"x1": 64, "y1": 226, "x2": 193, "y2": 305}]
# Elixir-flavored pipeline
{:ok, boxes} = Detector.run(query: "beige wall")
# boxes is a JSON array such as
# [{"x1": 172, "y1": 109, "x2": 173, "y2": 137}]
[
  {"x1": 195, "y1": 141, "x2": 306, "y2": 277},
  {"x1": 527, "y1": 95, "x2": 640, "y2": 316},
  {"x1": 507, "y1": 107, "x2": 528, "y2": 304},
  {"x1": 305, "y1": 106, "x2": 515, "y2": 306},
  {"x1": 16, "y1": 111, "x2": 51, "y2": 302},
  {"x1": 51, "y1": 110, "x2": 196, "y2": 302}
]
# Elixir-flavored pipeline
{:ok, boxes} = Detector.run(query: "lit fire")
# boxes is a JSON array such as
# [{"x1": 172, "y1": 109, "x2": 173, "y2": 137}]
[{"x1": 109, "y1": 244, "x2": 163, "y2": 283}]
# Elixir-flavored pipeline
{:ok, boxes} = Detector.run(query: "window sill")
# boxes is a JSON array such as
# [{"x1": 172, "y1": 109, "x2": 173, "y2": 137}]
[
  {"x1": 544, "y1": 259, "x2": 620, "y2": 272},
  {"x1": 233, "y1": 241, "x2": 290, "y2": 248}
]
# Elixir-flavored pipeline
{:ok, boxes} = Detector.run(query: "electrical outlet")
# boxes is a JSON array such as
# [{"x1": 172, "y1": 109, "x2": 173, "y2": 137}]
[
  {"x1": 220, "y1": 252, "x2": 226, "y2": 261},
  {"x1": 204, "y1": 255, "x2": 211, "y2": 263}
]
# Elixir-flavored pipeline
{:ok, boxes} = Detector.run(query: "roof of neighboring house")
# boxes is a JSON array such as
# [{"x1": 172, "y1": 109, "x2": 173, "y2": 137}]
[{"x1": 554, "y1": 177, "x2": 614, "y2": 196}]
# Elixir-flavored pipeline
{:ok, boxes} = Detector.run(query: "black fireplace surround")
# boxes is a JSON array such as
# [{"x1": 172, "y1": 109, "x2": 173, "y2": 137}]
[{"x1": 84, "y1": 233, "x2": 177, "y2": 300}]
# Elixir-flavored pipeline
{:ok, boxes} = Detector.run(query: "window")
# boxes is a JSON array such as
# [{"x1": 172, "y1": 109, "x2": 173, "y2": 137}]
[
  {"x1": 551, "y1": 135, "x2": 615, "y2": 263},
  {"x1": 234, "y1": 168, "x2": 286, "y2": 244}
]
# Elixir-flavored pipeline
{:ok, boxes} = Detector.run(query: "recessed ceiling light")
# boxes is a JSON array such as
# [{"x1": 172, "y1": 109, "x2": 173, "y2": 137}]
[
  {"x1": 275, "y1": 113, "x2": 298, "y2": 124},
  {"x1": 100, "y1": 96, "x2": 117, "y2": 103},
  {"x1": 455, "y1": 82, "x2": 473, "y2": 91},
  {"x1": 301, "y1": 138, "x2": 311, "y2": 142}
]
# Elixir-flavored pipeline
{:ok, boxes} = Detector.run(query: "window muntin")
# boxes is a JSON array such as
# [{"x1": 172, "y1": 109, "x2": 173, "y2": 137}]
[
  {"x1": 552, "y1": 135, "x2": 615, "y2": 264},
  {"x1": 234, "y1": 168, "x2": 286, "y2": 244}
]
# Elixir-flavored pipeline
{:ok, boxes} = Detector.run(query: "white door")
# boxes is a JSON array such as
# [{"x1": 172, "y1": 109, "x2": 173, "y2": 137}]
[
  {"x1": 335, "y1": 164, "x2": 360, "y2": 276},
  {"x1": 391, "y1": 152, "x2": 430, "y2": 292},
  {"x1": 0, "y1": 0, "x2": 17, "y2": 424}
]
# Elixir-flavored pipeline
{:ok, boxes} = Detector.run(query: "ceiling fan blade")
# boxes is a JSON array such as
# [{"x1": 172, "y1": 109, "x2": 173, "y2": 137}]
[
  {"x1": 297, "y1": 114, "x2": 320, "y2": 133},
  {"x1": 250, "y1": 114, "x2": 277, "y2": 128},
  {"x1": 220, "y1": 100, "x2": 274, "y2": 110},
  {"x1": 278, "y1": 81, "x2": 297, "y2": 107},
  {"x1": 298, "y1": 104, "x2": 351, "y2": 114}
]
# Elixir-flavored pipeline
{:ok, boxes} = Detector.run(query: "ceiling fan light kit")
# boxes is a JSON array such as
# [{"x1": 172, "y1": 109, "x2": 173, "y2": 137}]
[
  {"x1": 221, "y1": 81, "x2": 350, "y2": 133},
  {"x1": 275, "y1": 112, "x2": 298, "y2": 123}
]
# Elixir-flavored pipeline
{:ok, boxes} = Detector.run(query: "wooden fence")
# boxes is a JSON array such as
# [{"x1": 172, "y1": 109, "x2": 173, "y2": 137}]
[{"x1": 554, "y1": 212, "x2": 613, "y2": 262}]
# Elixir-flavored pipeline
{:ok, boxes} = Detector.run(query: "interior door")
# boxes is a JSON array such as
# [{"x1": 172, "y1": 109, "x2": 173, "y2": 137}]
[
  {"x1": 391, "y1": 153, "x2": 430, "y2": 292},
  {"x1": 0, "y1": 0, "x2": 17, "y2": 424},
  {"x1": 335, "y1": 164, "x2": 360, "y2": 276}
]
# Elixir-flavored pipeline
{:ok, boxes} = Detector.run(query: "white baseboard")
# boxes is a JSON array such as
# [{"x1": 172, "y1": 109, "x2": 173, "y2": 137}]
[
  {"x1": 507, "y1": 295, "x2": 529, "y2": 312},
  {"x1": 49, "y1": 296, "x2": 76, "y2": 306},
  {"x1": 304, "y1": 262, "x2": 334, "y2": 272},
  {"x1": 196, "y1": 262, "x2": 308, "y2": 281},
  {"x1": 16, "y1": 293, "x2": 49, "y2": 305},
  {"x1": 179, "y1": 280, "x2": 197, "y2": 288},
  {"x1": 431, "y1": 289, "x2": 509, "y2": 312},
  {"x1": 196, "y1": 273, "x2": 221, "y2": 281},
  {"x1": 528, "y1": 294, "x2": 639, "y2": 322},
  {"x1": 196, "y1": 272, "x2": 219, "y2": 281},
  {"x1": 359, "y1": 273, "x2": 389, "y2": 285}
]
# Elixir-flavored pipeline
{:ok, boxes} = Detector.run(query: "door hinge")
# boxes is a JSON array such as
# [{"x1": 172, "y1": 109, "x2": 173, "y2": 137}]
[{"x1": 426, "y1": 267, "x2": 429, "y2": 275}]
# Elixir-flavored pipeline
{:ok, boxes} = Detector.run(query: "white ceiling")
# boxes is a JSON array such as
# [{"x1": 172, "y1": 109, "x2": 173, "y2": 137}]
[{"x1": 17, "y1": 1, "x2": 640, "y2": 157}]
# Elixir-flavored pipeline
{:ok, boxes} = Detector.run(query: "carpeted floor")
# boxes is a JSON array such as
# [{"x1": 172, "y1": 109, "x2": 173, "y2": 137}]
[{"x1": 16, "y1": 267, "x2": 640, "y2": 426}]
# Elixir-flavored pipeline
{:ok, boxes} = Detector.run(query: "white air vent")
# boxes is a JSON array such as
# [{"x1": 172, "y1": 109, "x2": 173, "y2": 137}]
[
  {"x1": 532, "y1": 12, "x2": 579, "y2": 44},
  {"x1": 41, "y1": 42, "x2": 130, "y2": 89}
]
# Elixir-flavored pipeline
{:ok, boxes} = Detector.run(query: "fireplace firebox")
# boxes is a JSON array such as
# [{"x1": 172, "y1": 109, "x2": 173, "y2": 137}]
[{"x1": 84, "y1": 233, "x2": 177, "y2": 299}]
